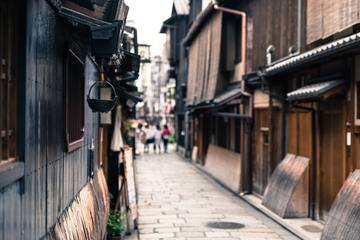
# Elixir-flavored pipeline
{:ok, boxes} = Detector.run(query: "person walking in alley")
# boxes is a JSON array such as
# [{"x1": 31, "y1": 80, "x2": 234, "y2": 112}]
[
  {"x1": 162, "y1": 124, "x2": 171, "y2": 153},
  {"x1": 138, "y1": 123, "x2": 147, "y2": 152},
  {"x1": 144, "y1": 123, "x2": 155, "y2": 153},
  {"x1": 154, "y1": 124, "x2": 162, "y2": 153}
]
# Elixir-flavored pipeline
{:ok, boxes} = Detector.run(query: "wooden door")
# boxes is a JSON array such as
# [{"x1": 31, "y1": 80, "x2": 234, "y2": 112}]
[
  {"x1": 287, "y1": 109, "x2": 313, "y2": 159},
  {"x1": 252, "y1": 109, "x2": 270, "y2": 195},
  {"x1": 318, "y1": 100, "x2": 346, "y2": 221}
]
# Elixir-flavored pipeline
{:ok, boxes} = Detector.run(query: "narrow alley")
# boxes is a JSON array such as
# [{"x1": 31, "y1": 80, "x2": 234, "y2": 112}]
[
  {"x1": 135, "y1": 151, "x2": 299, "y2": 240},
  {"x1": 3, "y1": 0, "x2": 360, "y2": 239}
]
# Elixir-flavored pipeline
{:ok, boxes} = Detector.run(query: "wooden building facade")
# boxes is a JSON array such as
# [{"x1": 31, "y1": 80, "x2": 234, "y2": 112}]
[
  {"x1": 264, "y1": 34, "x2": 360, "y2": 223},
  {"x1": 183, "y1": 0, "x2": 360, "y2": 231},
  {"x1": 183, "y1": 0, "x2": 251, "y2": 193},
  {"x1": 183, "y1": 0, "x2": 301, "y2": 194},
  {"x1": 0, "y1": 0, "x2": 132, "y2": 238},
  {"x1": 160, "y1": 0, "x2": 190, "y2": 156},
  {"x1": 239, "y1": 0, "x2": 301, "y2": 196},
  {"x1": 245, "y1": 0, "x2": 360, "y2": 229}
]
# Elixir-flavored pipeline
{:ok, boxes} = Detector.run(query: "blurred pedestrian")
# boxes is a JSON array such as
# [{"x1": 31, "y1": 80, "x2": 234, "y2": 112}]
[
  {"x1": 139, "y1": 123, "x2": 147, "y2": 151},
  {"x1": 154, "y1": 125, "x2": 162, "y2": 153},
  {"x1": 162, "y1": 124, "x2": 171, "y2": 153},
  {"x1": 144, "y1": 124, "x2": 155, "y2": 153}
]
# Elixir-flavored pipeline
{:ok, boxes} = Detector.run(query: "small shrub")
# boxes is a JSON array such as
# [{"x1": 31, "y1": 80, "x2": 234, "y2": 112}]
[{"x1": 107, "y1": 211, "x2": 125, "y2": 236}]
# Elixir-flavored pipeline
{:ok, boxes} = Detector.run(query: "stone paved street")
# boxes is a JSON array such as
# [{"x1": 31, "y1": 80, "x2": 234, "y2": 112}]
[{"x1": 135, "y1": 151, "x2": 299, "y2": 240}]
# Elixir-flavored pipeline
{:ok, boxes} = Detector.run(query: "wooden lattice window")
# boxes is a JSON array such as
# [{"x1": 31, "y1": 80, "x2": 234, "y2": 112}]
[
  {"x1": 0, "y1": 0, "x2": 18, "y2": 164},
  {"x1": 65, "y1": 48, "x2": 85, "y2": 152}
]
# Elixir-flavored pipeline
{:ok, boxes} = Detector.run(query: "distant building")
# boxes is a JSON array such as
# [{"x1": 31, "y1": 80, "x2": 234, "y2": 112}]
[
  {"x1": 137, "y1": 44, "x2": 152, "y2": 119},
  {"x1": 160, "y1": 0, "x2": 190, "y2": 155}
]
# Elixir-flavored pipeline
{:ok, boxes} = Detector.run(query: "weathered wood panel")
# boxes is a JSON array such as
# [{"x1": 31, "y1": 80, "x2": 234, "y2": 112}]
[
  {"x1": 321, "y1": 170, "x2": 360, "y2": 240},
  {"x1": 205, "y1": 144, "x2": 241, "y2": 192},
  {"x1": 239, "y1": 0, "x2": 298, "y2": 72},
  {"x1": 0, "y1": 0, "x2": 101, "y2": 238},
  {"x1": 287, "y1": 109, "x2": 313, "y2": 159},
  {"x1": 1, "y1": 182, "x2": 22, "y2": 240},
  {"x1": 318, "y1": 100, "x2": 346, "y2": 221},
  {"x1": 263, "y1": 154, "x2": 310, "y2": 218}
]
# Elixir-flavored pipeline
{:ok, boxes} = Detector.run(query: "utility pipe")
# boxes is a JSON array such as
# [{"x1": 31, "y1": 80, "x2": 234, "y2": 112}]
[
  {"x1": 297, "y1": 0, "x2": 302, "y2": 53},
  {"x1": 212, "y1": 1, "x2": 252, "y2": 118}
]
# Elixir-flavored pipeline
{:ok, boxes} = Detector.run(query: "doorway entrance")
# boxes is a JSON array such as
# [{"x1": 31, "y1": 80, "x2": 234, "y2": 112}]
[{"x1": 318, "y1": 99, "x2": 346, "y2": 221}]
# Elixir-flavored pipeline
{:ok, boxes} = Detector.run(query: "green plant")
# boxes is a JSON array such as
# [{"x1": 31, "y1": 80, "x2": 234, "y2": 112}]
[
  {"x1": 168, "y1": 135, "x2": 175, "y2": 143},
  {"x1": 107, "y1": 211, "x2": 125, "y2": 236}
]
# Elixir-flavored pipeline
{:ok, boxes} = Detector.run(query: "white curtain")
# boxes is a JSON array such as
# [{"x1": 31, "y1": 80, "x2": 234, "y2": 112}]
[{"x1": 111, "y1": 105, "x2": 124, "y2": 151}]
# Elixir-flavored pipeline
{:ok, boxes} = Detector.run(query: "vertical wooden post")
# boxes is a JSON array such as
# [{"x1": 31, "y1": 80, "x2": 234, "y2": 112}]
[
  {"x1": 314, "y1": 102, "x2": 320, "y2": 220},
  {"x1": 269, "y1": 86, "x2": 274, "y2": 179}
]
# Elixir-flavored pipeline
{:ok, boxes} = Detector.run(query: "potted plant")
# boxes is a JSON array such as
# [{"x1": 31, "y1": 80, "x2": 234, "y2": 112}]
[{"x1": 107, "y1": 210, "x2": 125, "y2": 240}]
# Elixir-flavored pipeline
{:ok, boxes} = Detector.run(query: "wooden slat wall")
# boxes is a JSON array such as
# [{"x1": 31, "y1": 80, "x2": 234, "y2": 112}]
[
  {"x1": 251, "y1": 106, "x2": 281, "y2": 196},
  {"x1": 0, "y1": 182, "x2": 22, "y2": 240},
  {"x1": 0, "y1": 0, "x2": 100, "y2": 238},
  {"x1": 240, "y1": 0, "x2": 298, "y2": 72},
  {"x1": 318, "y1": 100, "x2": 346, "y2": 221},
  {"x1": 307, "y1": 0, "x2": 360, "y2": 44},
  {"x1": 286, "y1": 109, "x2": 313, "y2": 159}
]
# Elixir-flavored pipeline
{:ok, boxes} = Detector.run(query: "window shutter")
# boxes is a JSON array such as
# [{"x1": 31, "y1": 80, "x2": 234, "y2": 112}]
[
  {"x1": 0, "y1": 0, "x2": 18, "y2": 163},
  {"x1": 65, "y1": 48, "x2": 85, "y2": 152}
]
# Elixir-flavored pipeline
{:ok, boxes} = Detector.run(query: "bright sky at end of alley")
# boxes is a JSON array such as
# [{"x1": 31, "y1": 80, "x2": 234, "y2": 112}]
[{"x1": 127, "y1": 0, "x2": 173, "y2": 57}]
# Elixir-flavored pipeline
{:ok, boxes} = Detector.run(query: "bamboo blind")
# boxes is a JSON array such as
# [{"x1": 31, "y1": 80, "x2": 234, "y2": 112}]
[
  {"x1": 307, "y1": 0, "x2": 360, "y2": 44},
  {"x1": 187, "y1": 12, "x2": 223, "y2": 106}
]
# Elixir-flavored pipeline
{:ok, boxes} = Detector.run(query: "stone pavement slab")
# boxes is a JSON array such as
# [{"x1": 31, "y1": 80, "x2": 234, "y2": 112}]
[{"x1": 135, "y1": 152, "x2": 300, "y2": 240}]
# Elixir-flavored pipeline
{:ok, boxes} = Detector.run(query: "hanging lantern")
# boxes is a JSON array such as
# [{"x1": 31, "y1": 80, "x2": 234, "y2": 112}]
[{"x1": 87, "y1": 80, "x2": 118, "y2": 113}]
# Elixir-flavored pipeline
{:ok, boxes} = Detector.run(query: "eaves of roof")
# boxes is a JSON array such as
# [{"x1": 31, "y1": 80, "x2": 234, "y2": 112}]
[
  {"x1": 174, "y1": 0, "x2": 190, "y2": 15},
  {"x1": 287, "y1": 80, "x2": 344, "y2": 102},
  {"x1": 265, "y1": 32, "x2": 360, "y2": 76},
  {"x1": 187, "y1": 87, "x2": 242, "y2": 110}
]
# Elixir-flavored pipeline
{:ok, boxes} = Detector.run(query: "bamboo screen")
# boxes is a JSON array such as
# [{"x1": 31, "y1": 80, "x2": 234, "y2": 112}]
[
  {"x1": 187, "y1": 12, "x2": 223, "y2": 106},
  {"x1": 307, "y1": 0, "x2": 360, "y2": 44}
]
